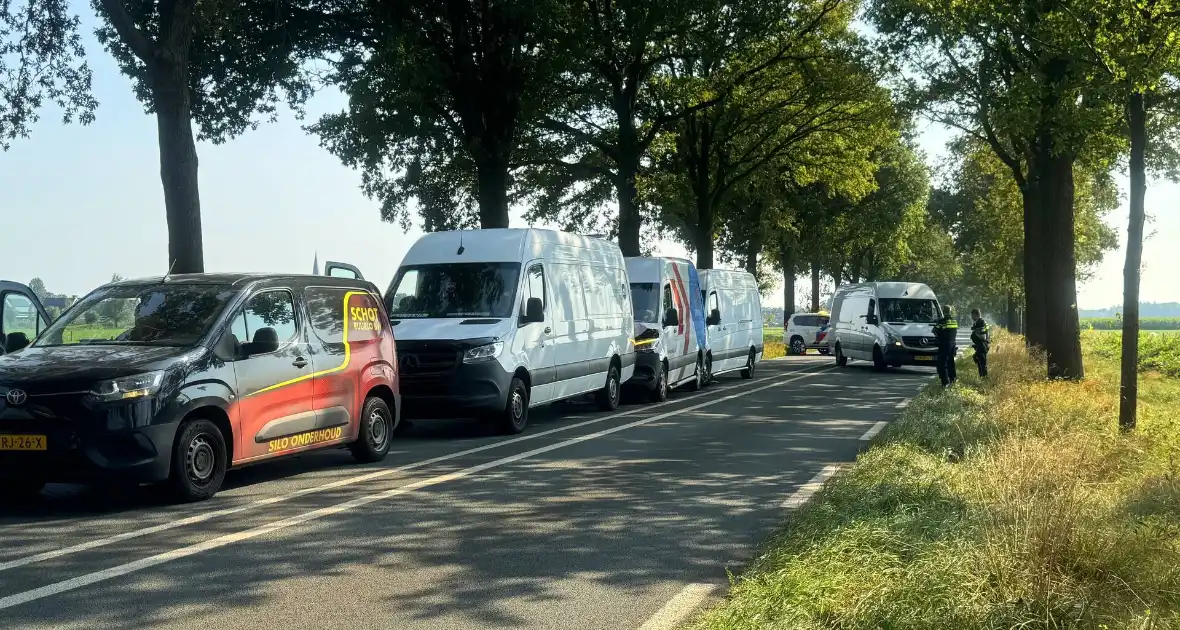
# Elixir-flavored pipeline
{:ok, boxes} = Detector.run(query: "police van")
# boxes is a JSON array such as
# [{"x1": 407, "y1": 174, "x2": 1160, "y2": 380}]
[
  {"x1": 0, "y1": 273, "x2": 400, "y2": 502},
  {"x1": 380, "y1": 229, "x2": 636, "y2": 434},
  {"x1": 698, "y1": 268, "x2": 764, "y2": 381},
  {"x1": 625, "y1": 256, "x2": 706, "y2": 400},
  {"x1": 826, "y1": 282, "x2": 942, "y2": 370}
]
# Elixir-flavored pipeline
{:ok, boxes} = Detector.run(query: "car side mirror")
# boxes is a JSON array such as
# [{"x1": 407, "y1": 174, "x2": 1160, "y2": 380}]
[
  {"x1": 707, "y1": 309, "x2": 721, "y2": 326},
  {"x1": 664, "y1": 307, "x2": 679, "y2": 328},
  {"x1": 5, "y1": 332, "x2": 30, "y2": 353},
  {"x1": 523, "y1": 297, "x2": 544, "y2": 324},
  {"x1": 866, "y1": 314, "x2": 879, "y2": 325}
]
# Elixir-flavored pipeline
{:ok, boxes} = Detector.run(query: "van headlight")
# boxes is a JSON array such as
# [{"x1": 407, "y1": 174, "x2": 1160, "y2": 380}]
[
  {"x1": 886, "y1": 331, "x2": 902, "y2": 346},
  {"x1": 463, "y1": 341, "x2": 504, "y2": 364},
  {"x1": 90, "y1": 371, "x2": 165, "y2": 402}
]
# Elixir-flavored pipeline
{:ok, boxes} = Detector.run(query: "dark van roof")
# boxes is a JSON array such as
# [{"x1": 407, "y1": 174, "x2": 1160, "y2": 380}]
[{"x1": 108, "y1": 273, "x2": 376, "y2": 290}]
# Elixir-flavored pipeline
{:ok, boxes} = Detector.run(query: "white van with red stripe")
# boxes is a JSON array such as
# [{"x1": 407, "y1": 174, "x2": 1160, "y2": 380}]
[{"x1": 625, "y1": 257, "x2": 707, "y2": 401}]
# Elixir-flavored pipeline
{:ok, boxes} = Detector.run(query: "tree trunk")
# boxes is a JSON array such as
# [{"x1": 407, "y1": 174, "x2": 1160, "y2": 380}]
[
  {"x1": 475, "y1": 155, "x2": 511, "y2": 229},
  {"x1": 810, "y1": 261, "x2": 820, "y2": 312},
  {"x1": 781, "y1": 241, "x2": 796, "y2": 315},
  {"x1": 1039, "y1": 149, "x2": 1084, "y2": 379},
  {"x1": 1120, "y1": 91, "x2": 1147, "y2": 430},
  {"x1": 1006, "y1": 289, "x2": 1019, "y2": 334},
  {"x1": 744, "y1": 205, "x2": 763, "y2": 274},
  {"x1": 152, "y1": 59, "x2": 203, "y2": 274},
  {"x1": 1020, "y1": 186, "x2": 1046, "y2": 349},
  {"x1": 616, "y1": 169, "x2": 642, "y2": 256},
  {"x1": 694, "y1": 195, "x2": 715, "y2": 269}
]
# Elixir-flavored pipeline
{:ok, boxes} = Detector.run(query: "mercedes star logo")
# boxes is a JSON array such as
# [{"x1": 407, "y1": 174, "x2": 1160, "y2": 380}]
[
  {"x1": 399, "y1": 354, "x2": 420, "y2": 371},
  {"x1": 5, "y1": 389, "x2": 28, "y2": 406}
]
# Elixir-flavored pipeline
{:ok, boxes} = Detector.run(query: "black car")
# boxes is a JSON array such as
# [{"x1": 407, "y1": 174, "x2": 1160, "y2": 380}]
[{"x1": 0, "y1": 273, "x2": 401, "y2": 502}]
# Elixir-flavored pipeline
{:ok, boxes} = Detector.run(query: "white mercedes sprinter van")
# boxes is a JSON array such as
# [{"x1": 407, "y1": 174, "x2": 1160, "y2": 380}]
[
  {"x1": 698, "y1": 268, "x2": 764, "y2": 381},
  {"x1": 827, "y1": 282, "x2": 942, "y2": 370},
  {"x1": 625, "y1": 256, "x2": 707, "y2": 400},
  {"x1": 384, "y1": 229, "x2": 636, "y2": 434}
]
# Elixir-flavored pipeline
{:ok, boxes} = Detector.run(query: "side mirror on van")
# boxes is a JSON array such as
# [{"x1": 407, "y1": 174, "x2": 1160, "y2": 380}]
[
  {"x1": 707, "y1": 309, "x2": 721, "y2": 326},
  {"x1": 664, "y1": 307, "x2": 679, "y2": 327},
  {"x1": 866, "y1": 314, "x2": 879, "y2": 326},
  {"x1": 523, "y1": 297, "x2": 545, "y2": 324}
]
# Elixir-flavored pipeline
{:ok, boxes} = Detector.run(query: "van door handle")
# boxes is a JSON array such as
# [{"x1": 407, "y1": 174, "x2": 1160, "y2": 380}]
[
  {"x1": 544, "y1": 327, "x2": 552, "y2": 334},
  {"x1": 293, "y1": 357, "x2": 308, "y2": 368}
]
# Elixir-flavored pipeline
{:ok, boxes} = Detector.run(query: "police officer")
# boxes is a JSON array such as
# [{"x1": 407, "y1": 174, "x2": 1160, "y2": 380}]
[
  {"x1": 933, "y1": 304, "x2": 958, "y2": 387},
  {"x1": 970, "y1": 308, "x2": 990, "y2": 378}
]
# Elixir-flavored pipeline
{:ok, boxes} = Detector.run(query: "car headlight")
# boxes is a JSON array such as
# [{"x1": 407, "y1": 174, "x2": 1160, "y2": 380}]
[
  {"x1": 886, "y1": 331, "x2": 902, "y2": 346},
  {"x1": 90, "y1": 371, "x2": 165, "y2": 402},
  {"x1": 463, "y1": 341, "x2": 504, "y2": 364},
  {"x1": 635, "y1": 337, "x2": 661, "y2": 353}
]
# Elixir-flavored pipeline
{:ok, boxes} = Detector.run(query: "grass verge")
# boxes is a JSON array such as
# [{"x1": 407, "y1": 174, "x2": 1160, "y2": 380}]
[{"x1": 691, "y1": 331, "x2": 1180, "y2": 630}]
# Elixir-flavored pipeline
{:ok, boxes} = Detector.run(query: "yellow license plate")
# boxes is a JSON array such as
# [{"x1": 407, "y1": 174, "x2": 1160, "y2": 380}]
[
  {"x1": 0, "y1": 435, "x2": 47, "y2": 451},
  {"x1": 913, "y1": 355, "x2": 934, "y2": 361}
]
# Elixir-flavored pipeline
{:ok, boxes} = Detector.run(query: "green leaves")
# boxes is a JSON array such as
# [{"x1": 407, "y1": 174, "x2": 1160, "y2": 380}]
[{"x1": 0, "y1": 0, "x2": 96, "y2": 149}]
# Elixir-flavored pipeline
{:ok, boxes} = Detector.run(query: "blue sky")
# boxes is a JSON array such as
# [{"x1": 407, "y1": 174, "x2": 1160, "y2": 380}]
[{"x1": 0, "y1": 4, "x2": 1176, "y2": 310}]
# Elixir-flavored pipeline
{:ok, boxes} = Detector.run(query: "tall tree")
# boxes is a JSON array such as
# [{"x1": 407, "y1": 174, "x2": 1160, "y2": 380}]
[
  {"x1": 869, "y1": 0, "x2": 1123, "y2": 379},
  {"x1": 1063, "y1": 0, "x2": 1180, "y2": 429},
  {"x1": 312, "y1": 1, "x2": 560, "y2": 232},
  {"x1": 92, "y1": 0, "x2": 336, "y2": 273},
  {"x1": 0, "y1": 0, "x2": 95, "y2": 149}
]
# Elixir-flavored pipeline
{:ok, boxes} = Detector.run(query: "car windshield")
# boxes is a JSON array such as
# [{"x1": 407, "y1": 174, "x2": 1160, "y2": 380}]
[
  {"x1": 878, "y1": 298, "x2": 940, "y2": 324},
  {"x1": 33, "y1": 284, "x2": 239, "y2": 347},
  {"x1": 630, "y1": 283, "x2": 660, "y2": 322},
  {"x1": 386, "y1": 262, "x2": 520, "y2": 319}
]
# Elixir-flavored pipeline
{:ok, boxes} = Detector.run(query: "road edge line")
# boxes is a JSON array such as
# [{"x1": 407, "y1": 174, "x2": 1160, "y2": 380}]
[{"x1": 637, "y1": 583, "x2": 722, "y2": 630}]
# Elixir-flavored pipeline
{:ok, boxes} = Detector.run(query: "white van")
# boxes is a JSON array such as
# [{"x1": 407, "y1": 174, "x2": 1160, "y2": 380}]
[
  {"x1": 826, "y1": 282, "x2": 942, "y2": 370},
  {"x1": 625, "y1": 257, "x2": 707, "y2": 400},
  {"x1": 698, "y1": 269, "x2": 764, "y2": 381},
  {"x1": 382, "y1": 229, "x2": 636, "y2": 434}
]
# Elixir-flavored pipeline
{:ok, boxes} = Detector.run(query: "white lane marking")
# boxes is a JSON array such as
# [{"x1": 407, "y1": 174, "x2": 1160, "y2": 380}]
[
  {"x1": 637, "y1": 583, "x2": 721, "y2": 630},
  {"x1": 896, "y1": 398, "x2": 911, "y2": 409},
  {"x1": 0, "y1": 371, "x2": 796, "y2": 573},
  {"x1": 858, "y1": 421, "x2": 889, "y2": 442},
  {"x1": 781, "y1": 464, "x2": 841, "y2": 509},
  {"x1": 0, "y1": 366, "x2": 839, "y2": 610}
]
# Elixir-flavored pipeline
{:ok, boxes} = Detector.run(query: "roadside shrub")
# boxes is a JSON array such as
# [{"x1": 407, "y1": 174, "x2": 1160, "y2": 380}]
[
  {"x1": 1082, "y1": 316, "x2": 1180, "y2": 330},
  {"x1": 763, "y1": 340, "x2": 786, "y2": 359},
  {"x1": 1083, "y1": 330, "x2": 1180, "y2": 378}
]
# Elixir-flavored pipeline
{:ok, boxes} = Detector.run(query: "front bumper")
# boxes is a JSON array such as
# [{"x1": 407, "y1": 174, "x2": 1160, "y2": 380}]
[
  {"x1": 400, "y1": 359, "x2": 515, "y2": 419},
  {"x1": 625, "y1": 352, "x2": 663, "y2": 390},
  {"x1": 0, "y1": 397, "x2": 178, "y2": 483},
  {"x1": 883, "y1": 346, "x2": 940, "y2": 366}
]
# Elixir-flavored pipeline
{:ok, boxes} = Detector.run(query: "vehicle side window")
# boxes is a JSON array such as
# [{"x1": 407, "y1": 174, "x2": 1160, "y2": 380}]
[
  {"x1": 708, "y1": 291, "x2": 719, "y2": 315},
  {"x1": 867, "y1": 299, "x2": 876, "y2": 318},
  {"x1": 305, "y1": 287, "x2": 350, "y2": 345},
  {"x1": 521, "y1": 264, "x2": 546, "y2": 315},
  {"x1": 1, "y1": 292, "x2": 41, "y2": 340},
  {"x1": 238, "y1": 290, "x2": 298, "y2": 347},
  {"x1": 663, "y1": 284, "x2": 674, "y2": 312}
]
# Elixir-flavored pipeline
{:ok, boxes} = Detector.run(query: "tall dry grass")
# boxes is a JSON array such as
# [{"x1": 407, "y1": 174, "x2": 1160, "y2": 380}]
[{"x1": 693, "y1": 331, "x2": 1180, "y2": 630}]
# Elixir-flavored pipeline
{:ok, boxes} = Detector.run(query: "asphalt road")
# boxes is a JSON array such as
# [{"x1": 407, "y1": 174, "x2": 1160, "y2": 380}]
[{"x1": 0, "y1": 352, "x2": 952, "y2": 630}]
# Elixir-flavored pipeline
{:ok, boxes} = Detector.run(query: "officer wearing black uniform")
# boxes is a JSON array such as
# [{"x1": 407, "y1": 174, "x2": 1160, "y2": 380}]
[
  {"x1": 970, "y1": 308, "x2": 990, "y2": 378},
  {"x1": 932, "y1": 305, "x2": 958, "y2": 387}
]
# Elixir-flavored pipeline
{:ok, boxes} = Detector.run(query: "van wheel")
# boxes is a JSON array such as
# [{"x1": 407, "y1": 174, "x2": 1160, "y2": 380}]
[
  {"x1": 740, "y1": 350, "x2": 756, "y2": 379},
  {"x1": 688, "y1": 355, "x2": 703, "y2": 392},
  {"x1": 872, "y1": 346, "x2": 887, "y2": 371},
  {"x1": 651, "y1": 363, "x2": 669, "y2": 402},
  {"x1": 836, "y1": 344, "x2": 848, "y2": 367},
  {"x1": 168, "y1": 418, "x2": 227, "y2": 503},
  {"x1": 498, "y1": 377, "x2": 530, "y2": 435},
  {"x1": 597, "y1": 364, "x2": 621, "y2": 411},
  {"x1": 350, "y1": 397, "x2": 394, "y2": 463},
  {"x1": 790, "y1": 337, "x2": 806, "y2": 356}
]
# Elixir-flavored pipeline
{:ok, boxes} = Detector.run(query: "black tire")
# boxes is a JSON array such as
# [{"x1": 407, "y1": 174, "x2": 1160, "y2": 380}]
[
  {"x1": 650, "y1": 363, "x2": 670, "y2": 402},
  {"x1": 498, "y1": 377, "x2": 530, "y2": 435},
  {"x1": 350, "y1": 397, "x2": 395, "y2": 463},
  {"x1": 790, "y1": 337, "x2": 806, "y2": 356},
  {"x1": 703, "y1": 353, "x2": 714, "y2": 386},
  {"x1": 596, "y1": 363, "x2": 621, "y2": 411},
  {"x1": 872, "y1": 346, "x2": 887, "y2": 372},
  {"x1": 740, "y1": 349, "x2": 756, "y2": 379},
  {"x1": 836, "y1": 344, "x2": 849, "y2": 367},
  {"x1": 168, "y1": 418, "x2": 228, "y2": 503},
  {"x1": 687, "y1": 355, "x2": 704, "y2": 392}
]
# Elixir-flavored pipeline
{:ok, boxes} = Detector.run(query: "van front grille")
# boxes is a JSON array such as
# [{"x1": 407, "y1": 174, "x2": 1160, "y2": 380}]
[
  {"x1": 395, "y1": 343, "x2": 459, "y2": 380},
  {"x1": 903, "y1": 336, "x2": 936, "y2": 348}
]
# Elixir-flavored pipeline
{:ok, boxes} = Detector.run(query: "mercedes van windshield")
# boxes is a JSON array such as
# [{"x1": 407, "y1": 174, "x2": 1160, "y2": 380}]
[
  {"x1": 630, "y1": 282, "x2": 661, "y2": 323},
  {"x1": 387, "y1": 262, "x2": 521, "y2": 319},
  {"x1": 879, "y1": 298, "x2": 940, "y2": 324}
]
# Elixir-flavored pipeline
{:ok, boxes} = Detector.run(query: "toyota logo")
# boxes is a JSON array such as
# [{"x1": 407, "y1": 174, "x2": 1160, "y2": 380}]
[
  {"x1": 5, "y1": 389, "x2": 27, "y2": 406},
  {"x1": 399, "y1": 354, "x2": 419, "y2": 371}
]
